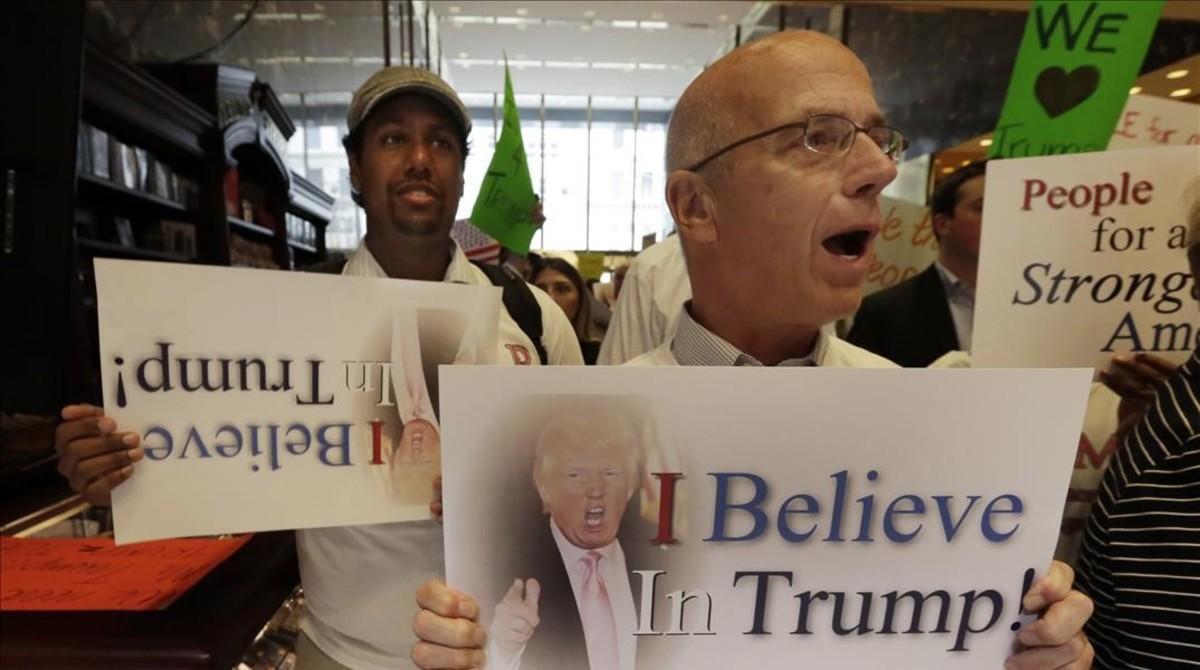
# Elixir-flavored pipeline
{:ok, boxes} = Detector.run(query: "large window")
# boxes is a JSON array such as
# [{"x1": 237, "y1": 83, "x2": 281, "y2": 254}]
[
  {"x1": 284, "y1": 100, "x2": 363, "y2": 252},
  {"x1": 460, "y1": 95, "x2": 674, "y2": 253}
]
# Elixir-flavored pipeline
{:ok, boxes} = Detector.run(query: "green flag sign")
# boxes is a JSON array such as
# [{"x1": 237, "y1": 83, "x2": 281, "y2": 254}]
[
  {"x1": 471, "y1": 63, "x2": 538, "y2": 254},
  {"x1": 989, "y1": 0, "x2": 1163, "y2": 159}
]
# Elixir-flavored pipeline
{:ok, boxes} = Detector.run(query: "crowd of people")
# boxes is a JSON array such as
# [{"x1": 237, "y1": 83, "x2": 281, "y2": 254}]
[{"x1": 52, "y1": 27, "x2": 1197, "y2": 670}]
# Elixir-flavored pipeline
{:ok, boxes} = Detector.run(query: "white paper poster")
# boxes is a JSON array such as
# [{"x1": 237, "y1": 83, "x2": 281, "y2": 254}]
[
  {"x1": 96, "y1": 259, "x2": 500, "y2": 544},
  {"x1": 441, "y1": 366, "x2": 1091, "y2": 668},
  {"x1": 974, "y1": 145, "x2": 1200, "y2": 369},
  {"x1": 863, "y1": 196, "x2": 939, "y2": 298},
  {"x1": 1109, "y1": 94, "x2": 1200, "y2": 150}
]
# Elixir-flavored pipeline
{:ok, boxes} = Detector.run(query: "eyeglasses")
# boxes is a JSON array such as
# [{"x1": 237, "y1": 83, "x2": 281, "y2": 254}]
[{"x1": 686, "y1": 114, "x2": 909, "y2": 172}]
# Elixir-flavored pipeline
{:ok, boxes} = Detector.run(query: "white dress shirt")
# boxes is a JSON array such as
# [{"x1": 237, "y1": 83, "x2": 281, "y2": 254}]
[{"x1": 551, "y1": 520, "x2": 638, "y2": 670}]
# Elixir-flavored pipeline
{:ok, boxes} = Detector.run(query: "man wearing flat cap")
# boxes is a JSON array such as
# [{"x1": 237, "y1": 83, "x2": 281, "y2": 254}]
[{"x1": 52, "y1": 67, "x2": 582, "y2": 670}]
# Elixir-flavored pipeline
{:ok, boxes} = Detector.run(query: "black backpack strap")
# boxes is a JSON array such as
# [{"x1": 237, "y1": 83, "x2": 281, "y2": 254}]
[
  {"x1": 301, "y1": 258, "x2": 349, "y2": 275},
  {"x1": 471, "y1": 260, "x2": 548, "y2": 365}
]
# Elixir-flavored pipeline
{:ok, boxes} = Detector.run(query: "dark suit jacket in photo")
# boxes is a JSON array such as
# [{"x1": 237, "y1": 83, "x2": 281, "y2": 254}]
[
  {"x1": 498, "y1": 516, "x2": 662, "y2": 670},
  {"x1": 846, "y1": 264, "x2": 959, "y2": 368}
]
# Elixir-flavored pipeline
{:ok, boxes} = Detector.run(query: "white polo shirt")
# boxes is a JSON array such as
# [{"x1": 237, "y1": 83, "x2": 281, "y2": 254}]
[{"x1": 298, "y1": 242, "x2": 582, "y2": 670}]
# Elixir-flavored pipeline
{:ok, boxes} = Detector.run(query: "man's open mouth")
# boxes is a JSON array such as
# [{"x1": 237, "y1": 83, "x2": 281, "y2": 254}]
[
  {"x1": 822, "y1": 229, "x2": 873, "y2": 260},
  {"x1": 584, "y1": 505, "x2": 606, "y2": 530}
]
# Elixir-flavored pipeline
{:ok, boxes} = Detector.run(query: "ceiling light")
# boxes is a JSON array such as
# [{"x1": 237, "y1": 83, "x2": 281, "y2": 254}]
[
  {"x1": 717, "y1": 14, "x2": 729, "y2": 22},
  {"x1": 640, "y1": 20, "x2": 669, "y2": 29},
  {"x1": 448, "y1": 5, "x2": 460, "y2": 13},
  {"x1": 1166, "y1": 69, "x2": 1188, "y2": 79},
  {"x1": 1129, "y1": 86, "x2": 1142, "y2": 95},
  {"x1": 979, "y1": 138, "x2": 993, "y2": 147},
  {"x1": 942, "y1": 167, "x2": 954, "y2": 174},
  {"x1": 612, "y1": 19, "x2": 639, "y2": 28},
  {"x1": 583, "y1": 9, "x2": 595, "y2": 18},
  {"x1": 458, "y1": 52, "x2": 469, "y2": 58},
  {"x1": 961, "y1": 160, "x2": 970, "y2": 166},
  {"x1": 1169, "y1": 88, "x2": 1192, "y2": 98},
  {"x1": 516, "y1": 7, "x2": 528, "y2": 15}
]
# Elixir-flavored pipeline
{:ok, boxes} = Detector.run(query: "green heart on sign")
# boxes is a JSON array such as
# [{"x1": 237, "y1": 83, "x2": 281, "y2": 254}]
[{"x1": 1034, "y1": 65, "x2": 1101, "y2": 119}]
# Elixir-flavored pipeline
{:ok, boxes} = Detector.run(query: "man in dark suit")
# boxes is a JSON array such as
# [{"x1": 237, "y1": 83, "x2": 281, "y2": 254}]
[
  {"x1": 485, "y1": 409, "x2": 660, "y2": 670},
  {"x1": 847, "y1": 160, "x2": 987, "y2": 367}
]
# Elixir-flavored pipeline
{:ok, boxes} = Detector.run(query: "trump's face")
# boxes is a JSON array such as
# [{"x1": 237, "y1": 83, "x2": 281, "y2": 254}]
[{"x1": 536, "y1": 438, "x2": 635, "y2": 550}]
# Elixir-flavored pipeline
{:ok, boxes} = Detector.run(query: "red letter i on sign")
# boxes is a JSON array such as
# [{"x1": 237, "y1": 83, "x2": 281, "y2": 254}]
[
  {"x1": 651, "y1": 472, "x2": 683, "y2": 545},
  {"x1": 369, "y1": 420, "x2": 385, "y2": 465}
]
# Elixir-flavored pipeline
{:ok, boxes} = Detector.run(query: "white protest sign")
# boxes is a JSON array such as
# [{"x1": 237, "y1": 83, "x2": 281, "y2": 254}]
[
  {"x1": 863, "y1": 196, "x2": 939, "y2": 297},
  {"x1": 96, "y1": 259, "x2": 500, "y2": 544},
  {"x1": 441, "y1": 366, "x2": 1091, "y2": 668},
  {"x1": 1109, "y1": 94, "x2": 1200, "y2": 149},
  {"x1": 974, "y1": 145, "x2": 1199, "y2": 369}
]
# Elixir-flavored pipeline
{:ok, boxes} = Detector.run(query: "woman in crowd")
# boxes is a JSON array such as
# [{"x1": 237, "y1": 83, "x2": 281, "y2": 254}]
[{"x1": 532, "y1": 257, "x2": 603, "y2": 364}]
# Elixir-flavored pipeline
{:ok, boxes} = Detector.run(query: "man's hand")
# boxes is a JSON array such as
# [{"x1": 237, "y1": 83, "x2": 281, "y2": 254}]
[
  {"x1": 530, "y1": 199, "x2": 545, "y2": 231},
  {"x1": 1006, "y1": 561, "x2": 1094, "y2": 669},
  {"x1": 489, "y1": 578, "x2": 541, "y2": 663},
  {"x1": 412, "y1": 581, "x2": 486, "y2": 670},
  {"x1": 431, "y1": 476, "x2": 443, "y2": 523},
  {"x1": 54, "y1": 404, "x2": 143, "y2": 505},
  {"x1": 1100, "y1": 352, "x2": 1176, "y2": 424}
]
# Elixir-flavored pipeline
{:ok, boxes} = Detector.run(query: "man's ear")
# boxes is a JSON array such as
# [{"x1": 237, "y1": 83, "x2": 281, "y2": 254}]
[
  {"x1": 931, "y1": 212, "x2": 951, "y2": 239},
  {"x1": 348, "y1": 153, "x2": 362, "y2": 195},
  {"x1": 666, "y1": 170, "x2": 719, "y2": 244},
  {"x1": 533, "y1": 470, "x2": 551, "y2": 514}
]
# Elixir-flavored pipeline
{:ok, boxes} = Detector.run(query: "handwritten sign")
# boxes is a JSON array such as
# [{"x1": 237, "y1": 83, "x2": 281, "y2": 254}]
[
  {"x1": 577, "y1": 252, "x2": 605, "y2": 282},
  {"x1": 97, "y1": 259, "x2": 500, "y2": 543},
  {"x1": 989, "y1": 0, "x2": 1163, "y2": 158},
  {"x1": 974, "y1": 145, "x2": 1200, "y2": 369},
  {"x1": 441, "y1": 366, "x2": 1091, "y2": 667},
  {"x1": 863, "y1": 196, "x2": 939, "y2": 297},
  {"x1": 0, "y1": 535, "x2": 251, "y2": 611},
  {"x1": 471, "y1": 63, "x2": 537, "y2": 254},
  {"x1": 1109, "y1": 94, "x2": 1200, "y2": 149}
]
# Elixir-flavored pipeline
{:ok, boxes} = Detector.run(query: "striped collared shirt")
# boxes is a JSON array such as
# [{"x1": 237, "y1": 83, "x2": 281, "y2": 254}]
[
  {"x1": 1074, "y1": 347, "x2": 1200, "y2": 668},
  {"x1": 669, "y1": 303, "x2": 825, "y2": 367}
]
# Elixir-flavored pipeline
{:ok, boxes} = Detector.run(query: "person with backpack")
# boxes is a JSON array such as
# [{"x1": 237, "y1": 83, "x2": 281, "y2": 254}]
[{"x1": 53, "y1": 66, "x2": 582, "y2": 670}]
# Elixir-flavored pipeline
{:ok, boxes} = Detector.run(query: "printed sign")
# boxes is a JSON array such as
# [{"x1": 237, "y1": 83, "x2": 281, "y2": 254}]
[
  {"x1": 441, "y1": 366, "x2": 1091, "y2": 668},
  {"x1": 989, "y1": 0, "x2": 1163, "y2": 158},
  {"x1": 973, "y1": 145, "x2": 1200, "y2": 369},
  {"x1": 97, "y1": 260, "x2": 500, "y2": 544}
]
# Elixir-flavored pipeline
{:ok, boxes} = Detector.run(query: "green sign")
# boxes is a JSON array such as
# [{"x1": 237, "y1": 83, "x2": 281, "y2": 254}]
[
  {"x1": 471, "y1": 63, "x2": 537, "y2": 254},
  {"x1": 989, "y1": 0, "x2": 1163, "y2": 159}
]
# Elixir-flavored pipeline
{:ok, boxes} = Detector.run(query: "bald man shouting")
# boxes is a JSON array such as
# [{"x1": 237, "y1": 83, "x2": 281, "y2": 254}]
[{"x1": 411, "y1": 31, "x2": 1095, "y2": 670}]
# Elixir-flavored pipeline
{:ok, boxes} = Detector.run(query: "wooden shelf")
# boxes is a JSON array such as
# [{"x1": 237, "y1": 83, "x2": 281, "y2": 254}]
[
  {"x1": 76, "y1": 237, "x2": 191, "y2": 263},
  {"x1": 227, "y1": 216, "x2": 275, "y2": 240},
  {"x1": 287, "y1": 239, "x2": 317, "y2": 254},
  {"x1": 77, "y1": 173, "x2": 191, "y2": 218}
]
